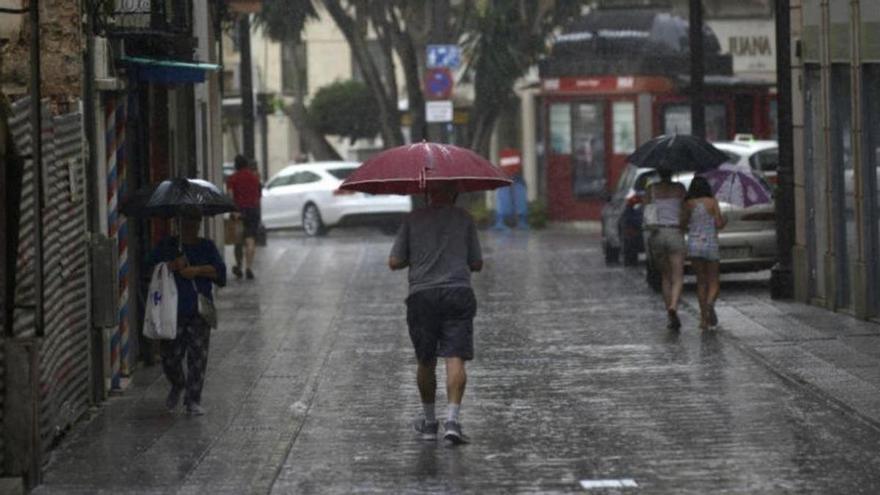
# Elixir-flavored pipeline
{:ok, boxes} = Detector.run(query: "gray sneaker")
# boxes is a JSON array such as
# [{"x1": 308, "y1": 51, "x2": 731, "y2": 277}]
[
  {"x1": 443, "y1": 421, "x2": 470, "y2": 445},
  {"x1": 186, "y1": 403, "x2": 206, "y2": 416},
  {"x1": 413, "y1": 418, "x2": 439, "y2": 440}
]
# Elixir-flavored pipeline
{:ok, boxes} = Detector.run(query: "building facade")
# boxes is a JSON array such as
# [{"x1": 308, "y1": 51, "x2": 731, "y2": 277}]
[
  {"x1": 790, "y1": 0, "x2": 880, "y2": 319},
  {"x1": 1, "y1": 0, "x2": 224, "y2": 482},
  {"x1": 530, "y1": 7, "x2": 778, "y2": 221},
  {"x1": 221, "y1": 8, "x2": 398, "y2": 180}
]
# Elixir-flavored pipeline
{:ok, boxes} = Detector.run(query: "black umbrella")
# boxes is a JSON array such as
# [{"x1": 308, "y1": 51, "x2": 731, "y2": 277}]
[
  {"x1": 626, "y1": 134, "x2": 729, "y2": 173},
  {"x1": 120, "y1": 177, "x2": 237, "y2": 218}
]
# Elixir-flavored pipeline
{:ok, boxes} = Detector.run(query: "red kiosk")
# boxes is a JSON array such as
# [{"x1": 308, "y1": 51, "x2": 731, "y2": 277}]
[{"x1": 537, "y1": 8, "x2": 775, "y2": 221}]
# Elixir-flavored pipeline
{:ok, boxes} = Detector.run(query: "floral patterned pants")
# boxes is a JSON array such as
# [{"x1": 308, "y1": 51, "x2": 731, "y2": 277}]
[{"x1": 160, "y1": 317, "x2": 211, "y2": 406}]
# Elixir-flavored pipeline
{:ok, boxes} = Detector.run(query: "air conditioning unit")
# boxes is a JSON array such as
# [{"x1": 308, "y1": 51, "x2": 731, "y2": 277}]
[{"x1": 94, "y1": 36, "x2": 111, "y2": 80}]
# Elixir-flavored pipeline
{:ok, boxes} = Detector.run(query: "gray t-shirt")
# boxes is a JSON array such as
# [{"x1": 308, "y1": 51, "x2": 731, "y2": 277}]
[{"x1": 390, "y1": 205, "x2": 482, "y2": 295}]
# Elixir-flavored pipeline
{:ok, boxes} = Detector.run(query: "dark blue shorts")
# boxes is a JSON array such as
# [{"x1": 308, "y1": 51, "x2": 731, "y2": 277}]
[
  {"x1": 406, "y1": 287, "x2": 477, "y2": 363},
  {"x1": 240, "y1": 207, "x2": 260, "y2": 238}
]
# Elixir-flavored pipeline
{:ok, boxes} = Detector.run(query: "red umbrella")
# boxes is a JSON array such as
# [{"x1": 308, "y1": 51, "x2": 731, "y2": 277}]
[{"x1": 339, "y1": 141, "x2": 512, "y2": 195}]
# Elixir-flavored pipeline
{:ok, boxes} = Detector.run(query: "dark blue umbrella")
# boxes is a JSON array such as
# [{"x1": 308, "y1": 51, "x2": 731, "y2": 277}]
[
  {"x1": 626, "y1": 134, "x2": 729, "y2": 173},
  {"x1": 120, "y1": 178, "x2": 237, "y2": 218}
]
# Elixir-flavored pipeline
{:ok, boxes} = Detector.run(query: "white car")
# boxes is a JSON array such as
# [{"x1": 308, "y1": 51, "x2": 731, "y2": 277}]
[
  {"x1": 713, "y1": 136, "x2": 779, "y2": 185},
  {"x1": 261, "y1": 161, "x2": 412, "y2": 236}
]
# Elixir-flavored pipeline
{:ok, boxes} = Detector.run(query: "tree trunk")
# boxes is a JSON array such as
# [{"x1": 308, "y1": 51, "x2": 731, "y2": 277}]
[
  {"x1": 288, "y1": 37, "x2": 341, "y2": 160},
  {"x1": 382, "y1": 6, "x2": 427, "y2": 142},
  {"x1": 322, "y1": 0, "x2": 404, "y2": 147}
]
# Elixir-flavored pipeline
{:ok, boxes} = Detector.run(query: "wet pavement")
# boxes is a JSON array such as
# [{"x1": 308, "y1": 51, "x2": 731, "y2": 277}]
[{"x1": 34, "y1": 227, "x2": 880, "y2": 494}]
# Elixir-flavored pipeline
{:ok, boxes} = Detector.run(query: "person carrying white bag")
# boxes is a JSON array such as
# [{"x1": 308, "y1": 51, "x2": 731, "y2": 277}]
[
  {"x1": 144, "y1": 262, "x2": 179, "y2": 340},
  {"x1": 146, "y1": 206, "x2": 226, "y2": 416}
]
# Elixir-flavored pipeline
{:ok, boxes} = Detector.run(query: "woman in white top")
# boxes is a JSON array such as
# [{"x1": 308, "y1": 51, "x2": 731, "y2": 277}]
[{"x1": 644, "y1": 168, "x2": 687, "y2": 330}]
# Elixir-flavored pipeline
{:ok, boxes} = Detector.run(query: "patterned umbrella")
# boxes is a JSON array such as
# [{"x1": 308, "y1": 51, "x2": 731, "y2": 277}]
[
  {"x1": 339, "y1": 141, "x2": 512, "y2": 195},
  {"x1": 701, "y1": 163, "x2": 773, "y2": 207}
]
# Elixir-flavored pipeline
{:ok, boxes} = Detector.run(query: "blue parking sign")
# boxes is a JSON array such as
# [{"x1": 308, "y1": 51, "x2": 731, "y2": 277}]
[{"x1": 426, "y1": 45, "x2": 461, "y2": 69}]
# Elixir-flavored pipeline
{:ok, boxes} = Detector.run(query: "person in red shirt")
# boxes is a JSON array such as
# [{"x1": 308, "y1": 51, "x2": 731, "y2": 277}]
[{"x1": 226, "y1": 155, "x2": 262, "y2": 279}]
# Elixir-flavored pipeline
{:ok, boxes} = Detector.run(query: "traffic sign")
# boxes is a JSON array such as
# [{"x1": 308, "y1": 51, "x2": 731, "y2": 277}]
[
  {"x1": 426, "y1": 44, "x2": 461, "y2": 69},
  {"x1": 425, "y1": 101, "x2": 453, "y2": 123},
  {"x1": 498, "y1": 148, "x2": 523, "y2": 177},
  {"x1": 425, "y1": 68, "x2": 454, "y2": 100}
]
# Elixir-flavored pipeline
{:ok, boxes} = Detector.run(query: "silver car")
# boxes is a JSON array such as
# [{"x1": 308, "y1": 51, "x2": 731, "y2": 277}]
[{"x1": 643, "y1": 172, "x2": 777, "y2": 290}]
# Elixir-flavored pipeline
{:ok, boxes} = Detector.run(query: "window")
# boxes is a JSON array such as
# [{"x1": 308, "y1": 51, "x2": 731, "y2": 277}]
[
  {"x1": 571, "y1": 102, "x2": 606, "y2": 197},
  {"x1": 614, "y1": 166, "x2": 637, "y2": 196},
  {"x1": 753, "y1": 149, "x2": 779, "y2": 172},
  {"x1": 663, "y1": 105, "x2": 691, "y2": 135},
  {"x1": 294, "y1": 171, "x2": 322, "y2": 184},
  {"x1": 282, "y1": 42, "x2": 308, "y2": 95},
  {"x1": 549, "y1": 104, "x2": 572, "y2": 154},
  {"x1": 662, "y1": 103, "x2": 728, "y2": 140},
  {"x1": 612, "y1": 101, "x2": 636, "y2": 154},
  {"x1": 268, "y1": 174, "x2": 296, "y2": 189},
  {"x1": 327, "y1": 168, "x2": 356, "y2": 180},
  {"x1": 634, "y1": 171, "x2": 659, "y2": 193}
]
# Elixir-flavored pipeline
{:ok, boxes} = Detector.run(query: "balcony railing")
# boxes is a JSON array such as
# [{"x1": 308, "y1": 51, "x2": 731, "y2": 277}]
[{"x1": 96, "y1": 0, "x2": 192, "y2": 36}]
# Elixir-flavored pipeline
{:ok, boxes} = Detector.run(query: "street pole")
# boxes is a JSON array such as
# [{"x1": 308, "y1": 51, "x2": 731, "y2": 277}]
[
  {"x1": 30, "y1": 0, "x2": 43, "y2": 342},
  {"x1": 239, "y1": 14, "x2": 255, "y2": 161},
  {"x1": 82, "y1": 0, "x2": 106, "y2": 404},
  {"x1": 689, "y1": 0, "x2": 705, "y2": 139},
  {"x1": 27, "y1": 0, "x2": 45, "y2": 486},
  {"x1": 771, "y1": 0, "x2": 794, "y2": 299}
]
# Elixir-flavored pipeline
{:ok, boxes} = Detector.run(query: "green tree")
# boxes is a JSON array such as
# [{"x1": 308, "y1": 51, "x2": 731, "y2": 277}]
[
  {"x1": 462, "y1": 0, "x2": 585, "y2": 155},
  {"x1": 308, "y1": 80, "x2": 381, "y2": 144},
  {"x1": 256, "y1": 1, "x2": 585, "y2": 157}
]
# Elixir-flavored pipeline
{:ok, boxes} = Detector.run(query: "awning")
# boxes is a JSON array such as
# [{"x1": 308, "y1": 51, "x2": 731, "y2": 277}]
[{"x1": 121, "y1": 56, "x2": 221, "y2": 84}]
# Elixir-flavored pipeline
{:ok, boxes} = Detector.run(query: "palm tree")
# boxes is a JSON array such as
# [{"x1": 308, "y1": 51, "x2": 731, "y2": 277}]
[{"x1": 462, "y1": 0, "x2": 584, "y2": 155}]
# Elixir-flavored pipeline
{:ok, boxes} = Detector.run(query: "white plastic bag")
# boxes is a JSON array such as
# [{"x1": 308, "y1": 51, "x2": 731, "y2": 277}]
[{"x1": 143, "y1": 262, "x2": 178, "y2": 340}]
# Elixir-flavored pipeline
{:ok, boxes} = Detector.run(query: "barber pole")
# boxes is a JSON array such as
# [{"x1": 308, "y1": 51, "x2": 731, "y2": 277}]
[{"x1": 105, "y1": 95, "x2": 129, "y2": 389}]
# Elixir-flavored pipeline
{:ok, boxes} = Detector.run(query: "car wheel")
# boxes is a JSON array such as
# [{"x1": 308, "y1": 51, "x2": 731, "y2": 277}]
[
  {"x1": 646, "y1": 259, "x2": 662, "y2": 292},
  {"x1": 604, "y1": 242, "x2": 620, "y2": 264},
  {"x1": 302, "y1": 203, "x2": 327, "y2": 237},
  {"x1": 621, "y1": 230, "x2": 639, "y2": 266}
]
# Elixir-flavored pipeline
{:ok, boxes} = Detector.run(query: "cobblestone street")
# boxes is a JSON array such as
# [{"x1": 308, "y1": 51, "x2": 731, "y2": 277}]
[{"x1": 34, "y1": 228, "x2": 880, "y2": 494}]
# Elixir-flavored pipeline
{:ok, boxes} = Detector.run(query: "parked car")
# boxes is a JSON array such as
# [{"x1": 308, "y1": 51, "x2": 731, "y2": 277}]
[
  {"x1": 261, "y1": 161, "x2": 412, "y2": 236},
  {"x1": 643, "y1": 172, "x2": 777, "y2": 291},
  {"x1": 713, "y1": 136, "x2": 779, "y2": 186},
  {"x1": 601, "y1": 164, "x2": 658, "y2": 265}
]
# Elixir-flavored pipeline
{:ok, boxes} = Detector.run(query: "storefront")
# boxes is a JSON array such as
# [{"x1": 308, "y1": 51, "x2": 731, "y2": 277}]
[
  {"x1": 536, "y1": 8, "x2": 775, "y2": 221},
  {"x1": 791, "y1": 0, "x2": 880, "y2": 319}
]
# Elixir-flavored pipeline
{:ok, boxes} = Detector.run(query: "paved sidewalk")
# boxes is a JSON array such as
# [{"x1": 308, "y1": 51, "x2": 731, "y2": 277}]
[
  {"x1": 32, "y1": 228, "x2": 880, "y2": 494},
  {"x1": 709, "y1": 278, "x2": 880, "y2": 428}
]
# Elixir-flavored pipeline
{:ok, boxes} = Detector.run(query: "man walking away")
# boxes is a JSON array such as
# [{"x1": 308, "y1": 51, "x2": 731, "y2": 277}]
[
  {"x1": 226, "y1": 154, "x2": 261, "y2": 279},
  {"x1": 388, "y1": 183, "x2": 483, "y2": 445}
]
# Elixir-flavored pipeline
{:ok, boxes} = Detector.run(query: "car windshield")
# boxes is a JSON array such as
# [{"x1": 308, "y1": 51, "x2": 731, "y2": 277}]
[
  {"x1": 614, "y1": 167, "x2": 638, "y2": 194},
  {"x1": 327, "y1": 167, "x2": 356, "y2": 180},
  {"x1": 634, "y1": 171, "x2": 659, "y2": 192}
]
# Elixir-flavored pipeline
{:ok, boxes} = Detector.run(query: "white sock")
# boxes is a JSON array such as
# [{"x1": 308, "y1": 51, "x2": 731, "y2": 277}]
[
  {"x1": 446, "y1": 403, "x2": 461, "y2": 423},
  {"x1": 422, "y1": 403, "x2": 436, "y2": 423}
]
